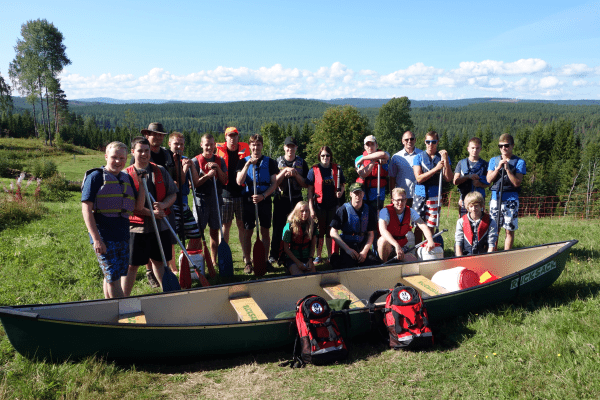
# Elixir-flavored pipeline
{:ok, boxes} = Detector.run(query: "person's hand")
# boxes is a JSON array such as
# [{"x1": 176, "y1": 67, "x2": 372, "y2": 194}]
[
  {"x1": 153, "y1": 202, "x2": 167, "y2": 219},
  {"x1": 394, "y1": 244, "x2": 405, "y2": 261},
  {"x1": 93, "y1": 238, "x2": 106, "y2": 255},
  {"x1": 345, "y1": 247, "x2": 360, "y2": 260},
  {"x1": 249, "y1": 157, "x2": 260, "y2": 165},
  {"x1": 470, "y1": 174, "x2": 479, "y2": 181},
  {"x1": 252, "y1": 194, "x2": 264, "y2": 204},
  {"x1": 336, "y1": 190, "x2": 343, "y2": 198},
  {"x1": 425, "y1": 240, "x2": 435, "y2": 253}
]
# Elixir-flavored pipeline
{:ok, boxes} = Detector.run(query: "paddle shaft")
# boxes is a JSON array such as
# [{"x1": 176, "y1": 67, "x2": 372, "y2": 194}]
[
  {"x1": 383, "y1": 229, "x2": 448, "y2": 264},
  {"x1": 253, "y1": 167, "x2": 261, "y2": 243},
  {"x1": 437, "y1": 166, "x2": 443, "y2": 230},
  {"x1": 212, "y1": 177, "x2": 226, "y2": 240},
  {"x1": 141, "y1": 177, "x2": 168, "y2": 269},
  {"x1": 174, "y1": 153, "x2": 186, "y2": 243},
  {"x1": 494, "y1": 168, "x2": 505, "y2": 250},
  {"x1": 377, "y1": 160, "x2": 380, "y2": 212}
]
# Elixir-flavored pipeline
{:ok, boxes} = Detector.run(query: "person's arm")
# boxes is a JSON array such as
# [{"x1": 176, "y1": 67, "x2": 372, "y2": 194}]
[
  {"x1": 236, "y1": 158, "x2": 253, "y2": 186},
  {"x1": 358, "y1": 231, "x2": 375, "y2": 262},
  {"x1": 307, "y1": 185, "x2": 316, "y2": 219},
  {"x1": 306, "y1": 235, "x2": 317, "y2": 271},
  {"x1": 215, "y1": 159, "x2": 228, "y2": 185},
  {"x1": 283, "y1": 242, "x2": 303, "y2": 267},
  {"x1": 360, "y1": 150, "x2": 390, "y2": 163},
  {"x1": 413, "y1": 157, "x2": 444, "y2": 184},
  {"x1": 415, "y1": 218, "x2": 436, "y2": 252},
  {"x1": 454, "y1": 218, "x2": 464, "y2": 256},
  {"x1": 82, "y1": 202, "x2": 106, "y2": 255},
  {"x1": 441, "y1": 151, "x2": 453, "y2": 182},
  {"x1": 378, "y1": 218, "x2": 404, "y2": 260},
  {"x1": 330, "y1": 228, "x2": 359, "y2": 259}
]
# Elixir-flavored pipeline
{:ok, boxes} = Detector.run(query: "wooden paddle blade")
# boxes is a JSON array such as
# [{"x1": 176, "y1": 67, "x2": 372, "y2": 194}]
[
  {"x1": 179, "y1": 253, "x2": 192, "y2": 289},
  {"x1": 203, "y1": 238, "x2": 216, "y2": 278},
  {"x1": 162, "y1": 267, "x2": 181, "y2": 292},
  {"x1": 218, "y1": 242, "x2": 234, "y2": 277},
  {"x1": 253, "y1": 240, "x2": 266, "y2": 277},
  {"x1": 198, "y1": 272, "x2": 210, "y2": 287}
]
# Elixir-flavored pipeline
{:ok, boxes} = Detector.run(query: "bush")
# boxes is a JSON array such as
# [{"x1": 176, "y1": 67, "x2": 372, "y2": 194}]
[
  {"x1": 0, "y1": 152, "x2": 24, "y2": 178},
  {"x1": 0, "y1": 196, "x2": 47, "y2": 231},
  {"x1": 42, "y1": 172, "x2": 72, "y2": 202},
  {"x1": 32, "y1": 159, "x2": 58, "y2": 179}
]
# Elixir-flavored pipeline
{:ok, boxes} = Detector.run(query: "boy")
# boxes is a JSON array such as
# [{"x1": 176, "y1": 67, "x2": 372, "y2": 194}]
[
  {"x1": 81, "y1": 142, "x2": 145, "y2": 298},
  {"x1": 455, "y1": 191, "x2": 498, "y2": 256},
  {"x1": 453, "y1": 137, "x2": 489, "y2": 217}
]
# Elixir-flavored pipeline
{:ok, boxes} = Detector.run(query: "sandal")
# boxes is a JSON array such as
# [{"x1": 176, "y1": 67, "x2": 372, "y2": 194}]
[{"x1": 244, "y1": 263, "x2": 253, "y2": 274}]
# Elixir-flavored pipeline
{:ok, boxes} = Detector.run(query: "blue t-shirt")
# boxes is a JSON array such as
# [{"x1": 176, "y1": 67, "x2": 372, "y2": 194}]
[
  {"x1": 413, "y1": 152, "x2": 452, "y2": 198},
  {"x1": 488, "y1": 156, "x2": 526, "y2": 202},
  {"x1": 81, "y1": 169, "x2": 137, "y2": 242}
]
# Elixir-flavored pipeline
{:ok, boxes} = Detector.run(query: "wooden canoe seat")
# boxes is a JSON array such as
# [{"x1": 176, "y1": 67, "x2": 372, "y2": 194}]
[
  {"x1": 230, "y1": 296, "x2": 268, "y2": 322},
  {"x1": 118, "y1": 312, "x2": 147, "y2": 324},
  {"x1": 321, "y1": 283, "x2": 365, "y2": 309},
  {"x1": 402, "y1": 275, "x2": 449, "y2": 297}
]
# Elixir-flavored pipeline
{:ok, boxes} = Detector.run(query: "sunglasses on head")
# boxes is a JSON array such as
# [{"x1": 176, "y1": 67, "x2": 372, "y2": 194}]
[
  {"x1": 498, "y1": 143, "x2": 511, "y2": 149},
  {"x1": 425, "y1": 140, "x2": 438, "y2": 145}
]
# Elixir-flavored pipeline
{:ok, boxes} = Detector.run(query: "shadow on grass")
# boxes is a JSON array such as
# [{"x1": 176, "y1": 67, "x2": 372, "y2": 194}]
[{"x1": 570, "y1": 247, "x2": 600, "y2": 261}]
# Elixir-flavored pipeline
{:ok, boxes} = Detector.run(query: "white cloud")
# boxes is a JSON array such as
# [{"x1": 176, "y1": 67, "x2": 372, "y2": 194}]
[
  {"x1": 452, "y1": 58, "x2": 550, "y2": 77},
  {"x1": 559, "y1": 63, "x2": 593, "y2": 77},
  {"x1": 539, "y1": 76, "x2": 560, "y2": 89}
]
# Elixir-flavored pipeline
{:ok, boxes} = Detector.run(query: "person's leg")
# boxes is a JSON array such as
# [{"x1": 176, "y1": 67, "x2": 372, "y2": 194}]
[
  {"x1": 223, "y1": 220, "x2": 232, "y2": 243},
  {"x1": 261, "y1": 226, "x2": 271, "y2": 263},
  {"x1": 269, "y1": 197, "x2": 285, "y2": 261},
  {"x1": 105, "y1": 279, "x2": 125, "y2": 298},
  {"x1": 377, "y1": 236, "x2": 393, "y2": 262},
  {"x1": 241, "y1": 198, "x2": 255, "y2": 270},
  {"x1": 209, "y1": 228, "x2": 219, "y2": 266},
  {"x1": 505, "y1": 230, "x2": 514, "y2": 250},
  {"x1": 123, "y1": 265, "x2": 139, "y2": 297}
]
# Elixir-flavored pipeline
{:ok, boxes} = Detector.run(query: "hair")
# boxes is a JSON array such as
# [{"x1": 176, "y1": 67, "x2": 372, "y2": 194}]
[
  {"x1": 425, "y1": 131, "x2": 439, "y2": 140},
  {"x1": 169, "y1": 132, "x2": 184, "y2": 142},
  {"x1": 105, "y1": 141, "x2": 127, "y2": 154},
  {"x1": 201, "y1": 133, "x2": 215, "y2": 142},
  {"x1": 498, "y1": 133, "x2": 514, "y2": 146},
  {"x1": 317, "y1": 146, "x2": 334, "y2": 164},
  {"x1": 131, "y1": 136, "x2": 150, "y2": 150},
  {"x1": 464, "y1": 191, "x2": 484, "y2": 209},
  {"x1": 468, "y1": 137, "x2": 482, "y2": 146},
  {"x1": 287, "y1": 201, "x2": 315, "y2": 241},
  {"x1": 391, "y1": 187, "x2": 407, "y2": 198},
  {"x1": 248, "y1": 134, "x2": 263, "y2": 144}
]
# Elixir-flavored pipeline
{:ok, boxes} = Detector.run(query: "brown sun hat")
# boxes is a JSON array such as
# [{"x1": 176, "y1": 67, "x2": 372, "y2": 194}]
[{"x1": 141, "y1": 122, "x2": 167, "y2": 136}]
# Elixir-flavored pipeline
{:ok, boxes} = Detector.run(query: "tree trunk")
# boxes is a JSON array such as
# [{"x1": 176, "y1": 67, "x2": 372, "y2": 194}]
[
  {"x1": 31, "y1": 102, "x2": 38, "y2": 138},
  {"x1": 564, "y1": 164, "x2": 582, "y2": 216},
  {"x1": 37, "y1": 77, "x2": 47, "y2": 145},
  {"x1": 44, "y1": 85, "x2": 52, "y2": 146}
]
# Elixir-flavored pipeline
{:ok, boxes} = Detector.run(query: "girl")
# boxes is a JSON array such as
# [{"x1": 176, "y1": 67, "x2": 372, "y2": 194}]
[{"x1": 282, "y1": 201, "x2": 318, "y2": 275}]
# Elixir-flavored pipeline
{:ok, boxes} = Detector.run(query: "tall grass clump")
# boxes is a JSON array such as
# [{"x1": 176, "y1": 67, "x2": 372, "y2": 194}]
[
  {"x1": 41, "y1": 172, "x2": 73, "y2": 202},
  {"x1": 32, "y1": 158, "x2": 58, "y2": 179},
  {"x1": 0, "y1": 173, "x2": 46, "y2": 231}
]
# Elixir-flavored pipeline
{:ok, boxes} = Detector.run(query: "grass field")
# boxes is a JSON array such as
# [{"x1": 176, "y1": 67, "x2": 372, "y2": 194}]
[{"x1": 0, "y1": 138, "x2": 599, "y2": 399}]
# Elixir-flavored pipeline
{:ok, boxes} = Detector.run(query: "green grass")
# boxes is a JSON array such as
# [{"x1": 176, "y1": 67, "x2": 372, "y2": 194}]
[{"x1": 0, "y1": 137, "x2": 599, "y2": 399}]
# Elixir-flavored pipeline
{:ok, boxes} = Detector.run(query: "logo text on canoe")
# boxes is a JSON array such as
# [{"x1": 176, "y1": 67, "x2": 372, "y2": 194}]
[{"x1": 510, "y1": 260, "x2": 556, "y2": 290}]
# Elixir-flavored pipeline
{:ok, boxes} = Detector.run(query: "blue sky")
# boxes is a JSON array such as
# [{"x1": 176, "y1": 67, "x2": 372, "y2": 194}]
[{"x1": 1, "y1": 0, "x2": 599, "y2": 101}]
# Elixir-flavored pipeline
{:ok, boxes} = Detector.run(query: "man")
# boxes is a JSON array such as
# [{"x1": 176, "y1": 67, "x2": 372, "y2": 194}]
[
  {"x1": 377, "y1": 188, "x2": 435, "y2": 263},
  {"x1": 355, "y1": 135, "x2": 390, "y2": 211},
  {"x1": 486, "y1": 133, "x2": 526, "y2": 250},
  {"x1": 191, "y1": 133, "x2": 228, "y2": 267},
  {"x1": 389, "y1": 131, "x2": 423, "y2": 208},
  {"x1": 124, "y1": 137, "x2": 177, "y2": 296},
  {"x1": 329, "y1": 183, "x2": 381, "y2": 269},
  {"x1": 216, "y1": 127, "x2": 251, "y2": 248},
  {"x1": 236, "y1": 134, "x2": 279, "y2": 274},
  {"x1": 413, "y1": 131, "x2": 453, "y2": 243},
  {"x1": 453, "y1": 137, "x2": 489, "y2": 217},
  {"x1": 168, "y1": 132, "x2": 201, "y2": 272},
  {"x1": 269, "y1": 136, "x2": 309, "y2": 266},
  {"x1": 81, "y1": 142, "x2": 145, "y2": 298}
]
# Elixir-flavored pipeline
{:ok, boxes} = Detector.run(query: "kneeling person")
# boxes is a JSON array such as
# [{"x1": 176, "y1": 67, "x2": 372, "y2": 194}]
[
  {"x1": 377, "y1": 188, "x2": 436, "y2": 263},
  {"x1": 330, "y1": 183, "x2": 381, "y2": 269},
  {"x1": 282, "y1": 201, "x2": 317, "y2": 275},
  {"x1": 455, "y1": 191, "x2": 498, "y2": 256}
]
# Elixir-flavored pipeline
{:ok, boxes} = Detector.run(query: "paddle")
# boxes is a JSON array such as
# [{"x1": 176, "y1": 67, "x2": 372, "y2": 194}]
[
  {"x1": 383, "y1": 229, "x2": 448, "y2": 265},
  {"x1": 494, "y1": 167, "x2": 505, "y2": 251},
  {"x1": 434, "y1": 167, "x2": 445, "y2": 249},
  {"x1": 147, "y1": 191, "x2": 210, "y2": 288},
  {"x1": 252, "y1": 166, "x2": 267, "y2": 276},
  {"x1": 213, "y1": 177, "x2": 233, "y2": 276},
  {"x1": 332, "y1": 164, "x2": 341, "y2": 255},
  {"x1": 141, "y1": 176, "x2": 181, "y2": 292},
  {"x1": 188, "y1": 169, "x2": 217, "y2": 278},
  {"x1": 173, "y1": 152, "x2": 190, "y2": 288}
]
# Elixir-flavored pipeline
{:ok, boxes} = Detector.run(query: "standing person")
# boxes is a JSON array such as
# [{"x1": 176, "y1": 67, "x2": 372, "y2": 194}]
[
  {"x1": 216, "y1": 127, "x2": 250, "y2": 252},
  {"x1": 486, "y1": 133, "x2": 526, "y2": 250},
  {"x1": 282, "y1": 201, "x2": 318, "y2": 275},
  {"x1": 453, "y1": 137, "x2": 489, "y2": 217},
  {"x1": 307, "y1": 146, "x2": 346, "y2": 263},
  {"x1": 412, "y1": 131, "x2": 453, "y2": 243},
  {"x1": 455, "y1": 191, "x2": 498, "y2": 256},
  {"x1": 377, "y1": 188, "x2": 436, "y2": 263},
  {"x1": 269, "y1": 136, "x2": 309, "y2": 266},
  {"x1": 123, "y1": 137, "x2": 177, "y2": 296},
  {"x1": 329, "y1": 183, "x2": 381, "y2": 269},
  {"x1": 191, "y1": 133, "x2": 228, "y2": 268},
  {"x1": 236, "y1": 134, "x2": 278, "y2": 274},
  {"x1": 81, "y1": 142, "x2": 145, "y2": 299},
  {"x1": 389, "y1": 131, "x2": 423, "y2": 208},
  {"x1": 355, "y1": 135, "x2": 390, "y2": 211},
  {"x1": 168, "y1": 132, "x2": 201, "y2": 273}
]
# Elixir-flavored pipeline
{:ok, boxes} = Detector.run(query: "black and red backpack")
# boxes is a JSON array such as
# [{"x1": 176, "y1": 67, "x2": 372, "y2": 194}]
[
  {"x1": 282, "y1": 295, "x2": 348, "y2": 368},
  {"x1": 368, "y1": 285, "x2": 433, "y2": 350}
]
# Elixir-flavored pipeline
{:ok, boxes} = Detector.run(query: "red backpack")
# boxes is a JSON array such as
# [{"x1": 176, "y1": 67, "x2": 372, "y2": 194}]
[
  {"x1": 282, "y1": 295, "x2": 348, "y2": 368},
  {"x1": 368, "y1": 285, "x2": 433, "y2": 350}
]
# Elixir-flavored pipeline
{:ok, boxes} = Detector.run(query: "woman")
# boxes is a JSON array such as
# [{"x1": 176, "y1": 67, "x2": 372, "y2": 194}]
[
  {"x1": 282, "y1": 201, "x2": 318, "y2": 275},
  {"x1": 306, "y1": 146, "x2": 345, "y2": 263}
]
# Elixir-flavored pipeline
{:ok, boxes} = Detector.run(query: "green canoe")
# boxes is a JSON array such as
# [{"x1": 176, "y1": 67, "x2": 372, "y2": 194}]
[{"x1": 0, "y1": 240, "x2": 576, "y2": 363}]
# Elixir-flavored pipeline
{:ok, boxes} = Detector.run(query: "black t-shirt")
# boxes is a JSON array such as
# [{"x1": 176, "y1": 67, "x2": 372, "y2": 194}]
[{"x1": 223, "y1": 149, "x2": 244, "y2": 198}]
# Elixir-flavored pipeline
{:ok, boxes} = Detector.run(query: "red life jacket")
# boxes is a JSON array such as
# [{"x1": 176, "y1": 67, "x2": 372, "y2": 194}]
[
  {"x1": 215, "y1": 142, "x2": 250, "y2": 168},
  {"x1": 126, "y1": 163, "x2": 170, "y2": 225},
  {"x1": 356, "y1": 150, "x2": 388, "y2": 188},
  {"x1": 384, "y1": 204, "x2": 412, "y2": 247},
  {"x1": 461, "y1": 213, "x2": 491, "y2": 255},
  {"x1": 289, "y1": 223, "x2": 313, "y2": 254},
  {"x1": 194, "y1": 154, "x2": 228, "y2": 185},
  {"x1": 313, "y1": 163, "x2": 339, "y2": 204}
]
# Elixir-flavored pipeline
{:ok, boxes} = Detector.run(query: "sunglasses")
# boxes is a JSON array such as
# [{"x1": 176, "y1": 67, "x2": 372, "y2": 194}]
[
  {"x1": 498, "y1": 143, "x2": 511, "y2": 149},
  {"x1": 391, "y1": 198, "x2": 406, "y2": 203},
  {"x1": 404, "y1": 137, "x2": 415, "y2": 142},
  {"x1": 425, "y1": 140, "x2": 438, "y2": 145},
  {"x1": 227, "y1": 134, "x2": 239, "y2": 138},
  {"x1": 320, "y1": 154, "x2": 331, "y2": 158}
]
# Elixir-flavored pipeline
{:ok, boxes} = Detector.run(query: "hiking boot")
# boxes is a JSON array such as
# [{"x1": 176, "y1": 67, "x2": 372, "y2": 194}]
[
  {"x1": 244, "y1": 263, "x2": 253, "y2": 274},
  {"x1": 146, "y1": 270, "x2": 160, "y2": 288}
]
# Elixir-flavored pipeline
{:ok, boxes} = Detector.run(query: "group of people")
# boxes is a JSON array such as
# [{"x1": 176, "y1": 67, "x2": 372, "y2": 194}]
[{"x1": 82, "y1": 122, "x2": 526, "y2": 299}]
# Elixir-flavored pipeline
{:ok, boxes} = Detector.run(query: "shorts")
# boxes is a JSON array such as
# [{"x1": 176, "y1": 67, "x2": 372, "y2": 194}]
[
  {"x1": 489, "y1": 199, "x2": 519, "y2": 231},
  {"x1": 315, "y1": 206, "x2": 337, "y2": 238},
  {"x1": 171, "y1": 203, "x2": 201, "y2": 239},
  {"x1": 222, "y1": 196, "x2": 244, "y2": 224},
  {"x1": 242, "y1": 195, "x2": 272, "y2": 230},
  {"x1": 129, "y1": 230, "x2": 173, "y2": 266},
  {"x1": 192, "y1": 194, "x2": 223, "y2": 231},
  {"x1": 95, "y1": 240, "x2": 129, "y2": 283},
  {"x1": 413, "y1": 195, "x2": 439, "y2": 228}
]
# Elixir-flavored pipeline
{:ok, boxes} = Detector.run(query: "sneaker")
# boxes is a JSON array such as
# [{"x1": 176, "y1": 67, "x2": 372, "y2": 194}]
[
  {"x1": 266, "y1": 260, "x2": 276, "y2": 272},
  {"x1": 314, "y1": 256, "x2": 322, "y2": 264},
  {"x1": 146, "y1": 270, "x2": 160, "y2": 288},
  {"x1": 244, "y1": 263, "x2": 253, "y2": 274},
  {"x1": 268, "y1": 256, "x2": 277, "y2": 265}
]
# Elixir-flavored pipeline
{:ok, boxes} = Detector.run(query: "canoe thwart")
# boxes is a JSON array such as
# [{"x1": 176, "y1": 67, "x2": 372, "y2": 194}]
[
  {"x1": 402, "y1": 275, "x2": 449, "y2": 297},
  {"x1": 118, "y1": 312, "x2": 147, "y2": 324},
  {"x1": 321, "y1": 283, "x2": 366, "y2": 308},
  {"x1": 230, "y1": 296, "x2": 268, "y2": 322}
]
